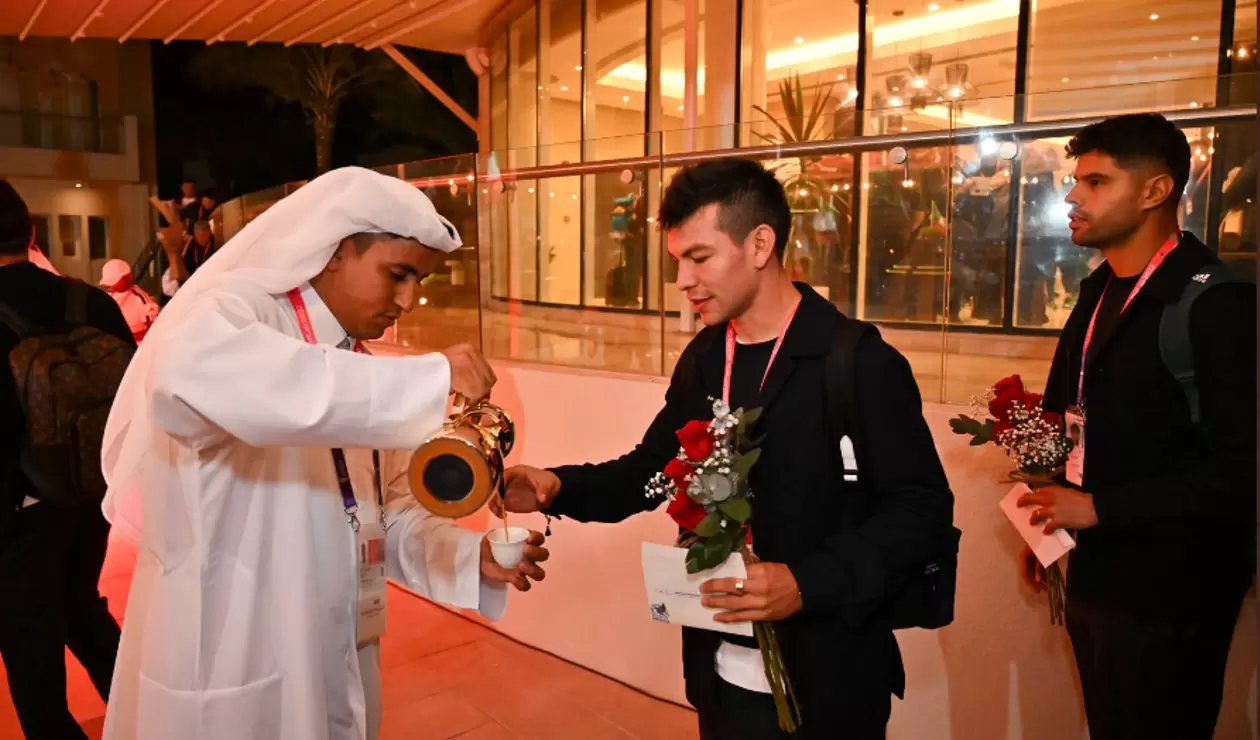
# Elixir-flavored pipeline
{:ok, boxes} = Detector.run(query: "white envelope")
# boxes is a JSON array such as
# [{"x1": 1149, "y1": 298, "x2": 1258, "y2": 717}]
[
  {"x1": 1000, "y1": 483, "x2": 1076, "y2": 568},
  {"x1": 640, "y1": 542, "x2": 754, "y2": 637}
]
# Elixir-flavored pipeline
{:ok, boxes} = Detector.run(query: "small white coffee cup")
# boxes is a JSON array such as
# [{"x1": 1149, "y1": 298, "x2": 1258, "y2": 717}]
[{"x1": 487, "y1": 526, "x2": 530, "y2": 568}]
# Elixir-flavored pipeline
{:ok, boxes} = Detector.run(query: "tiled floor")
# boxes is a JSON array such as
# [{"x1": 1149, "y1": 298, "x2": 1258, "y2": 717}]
[{"x1": 0, "y1": 536, "x2": 699, "y2": 740}]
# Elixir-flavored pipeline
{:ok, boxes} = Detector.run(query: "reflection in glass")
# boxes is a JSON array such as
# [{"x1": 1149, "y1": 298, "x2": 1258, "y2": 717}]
[
  {"x1": 865, "y1": 0, "x2": 1017, "y2": 134},
  {"x1": 1027, "y1": 0, "x2": 1220, "y2": 119}
]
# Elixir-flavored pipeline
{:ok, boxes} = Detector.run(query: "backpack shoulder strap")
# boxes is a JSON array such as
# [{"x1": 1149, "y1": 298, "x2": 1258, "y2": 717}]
[
  {"x1": 65, "y1": 280, "x2": 90, "y2": 325},
  {"x1": 0, "y1": 299, "x2": 34, "y2": 340},
  {"x1": 1159, "y1": 260, "x2": 1247, "y2": 426},
  {"x1": 824, "y1": 314, "x2": 879, "y2": 483}
]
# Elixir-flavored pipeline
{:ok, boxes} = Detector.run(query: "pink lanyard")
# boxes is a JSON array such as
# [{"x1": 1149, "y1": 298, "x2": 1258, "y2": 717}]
[
  {"x1": 287, "y1": 288, "x2": 363, "y2": 352},
  {"x1": 722, "y1": 299, "x2": 801, "y2": 404},
  {"x1": 1076, "y1": 234, "x2": 1179, "y2": 406}
]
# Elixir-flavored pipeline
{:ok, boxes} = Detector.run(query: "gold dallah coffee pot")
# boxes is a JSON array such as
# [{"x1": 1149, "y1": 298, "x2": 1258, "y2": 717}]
[{"x1": 408, "y1": 397, "x2": 516, "y2": 518}]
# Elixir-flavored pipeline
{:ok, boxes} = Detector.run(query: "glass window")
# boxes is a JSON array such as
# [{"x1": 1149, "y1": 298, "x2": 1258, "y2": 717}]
[
  {"x1": 88, "y1": 216, "x2": 107, "y2": 260},
  {"x1": 509, "y1": 10, "x2": 541, "y2": 302},
  {"x1": 58, "y1": 215, "x2": 80, "y2": 258},
  {"x1": 539, "y1": 0, "x2": 583, "y2": 305},
  {"x1": 740, "y1": 0, "x2": 860, "y2": 145},
  {"x1": 585, "y1": 0, "x2": 648, "y2": 161},
  {"x1": 489, "y1": 32, "x2": 510, "y2": 300},
  {"x1": 1026, "y1": 0, "x2": 1221, "y2": 119},
  {"x1": 865, "y1": 0, "x2": 1018, "y2": 134}
]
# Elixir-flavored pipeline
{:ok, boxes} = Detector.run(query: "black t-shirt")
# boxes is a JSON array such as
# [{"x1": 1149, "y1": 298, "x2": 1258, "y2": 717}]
[
  {"x1": 726, "y1": 337, "x2": 775, "y2": 412},
  {"x1": 1085, "y1": 274, "x2": 1139, "y2": 366},
  {"x1": 0, "y1": 262, "x2": 134, "y2": 513}
]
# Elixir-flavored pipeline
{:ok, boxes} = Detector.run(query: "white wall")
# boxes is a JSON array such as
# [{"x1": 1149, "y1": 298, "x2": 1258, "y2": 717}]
[
  {"x1": 8, "y1": 177, "x2": 152, "y2": 282},
  {"x1": 415, "y1": 359, "x2": 1256, "y2": 740}
]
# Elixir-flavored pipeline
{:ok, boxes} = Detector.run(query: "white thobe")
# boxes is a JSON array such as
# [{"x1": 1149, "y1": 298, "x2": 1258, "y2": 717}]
[{"x1": 103, "y1": 282, "x2": 505, "y2": 740}]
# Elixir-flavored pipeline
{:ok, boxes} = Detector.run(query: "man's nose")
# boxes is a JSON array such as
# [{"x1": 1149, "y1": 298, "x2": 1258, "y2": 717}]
[
  {"x1": 675, "y1": 263, "x2": 696, "y2": 291},
  {"x1": 398, "y1": 282, "x2": 419, "y2": 311}
]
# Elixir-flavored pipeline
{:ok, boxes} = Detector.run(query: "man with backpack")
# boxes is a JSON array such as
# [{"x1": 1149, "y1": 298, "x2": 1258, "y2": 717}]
[
  {"x1": 501, "y1": 159, "x2": 958, "y2": 739},
  {"x1": 1019, "y1": 114, "x2": 1256, "y2": 740},
  {"x1": 0, "y1": 179, "x2": 134, "y2": 739}
]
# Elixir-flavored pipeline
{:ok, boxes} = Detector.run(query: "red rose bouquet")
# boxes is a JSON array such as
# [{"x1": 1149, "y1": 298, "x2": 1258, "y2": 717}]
[
  {"x1": 645, "y1": 398, "x2": 801, "y2": 732},
  {"x1": 950, "y1": 374, "x2": 1075, "y2": 625}
]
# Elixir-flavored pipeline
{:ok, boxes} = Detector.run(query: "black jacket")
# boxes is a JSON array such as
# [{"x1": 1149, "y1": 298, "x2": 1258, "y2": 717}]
[
  {"x1": 1043, "y1": 234, "x2": 1256, "y2": 615},
  {"x1": 548, "y1": 284, "x2": 954, "y2": 730}
]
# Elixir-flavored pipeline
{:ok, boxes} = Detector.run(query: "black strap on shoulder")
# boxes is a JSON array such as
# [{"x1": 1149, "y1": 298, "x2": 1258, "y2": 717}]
[
  {"x1": 1158, "y1": 261, "x2": 1247, "y2": 426},
  {"x1": 824, "y1": 315, "x2": 879, "y2": 484},
  {"x1": 65, "y1": 279, "x2": 90, "y2": 325},
  {"x1": 0, "y1": 299, "x2": 33, "y2": 339}
]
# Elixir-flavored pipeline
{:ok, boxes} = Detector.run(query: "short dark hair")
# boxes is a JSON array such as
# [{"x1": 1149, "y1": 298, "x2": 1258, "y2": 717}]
[
  {"x1": 1065, "y1": 113, "x2": 1191, "y2": 210},
  {"x1": 0, "y1": 179, "x2": 32, "y2": 256},
  {"x1": 349, "y1": 232, "x2": 403, "y2": 252},
  {"x1": 659, "y1": 159, "x2": 792, "y2": 258}
]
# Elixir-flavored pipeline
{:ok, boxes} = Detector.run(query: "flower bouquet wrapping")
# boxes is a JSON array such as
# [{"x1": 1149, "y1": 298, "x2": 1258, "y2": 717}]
[
  {"x1": 645, "y1": 399, "x2": 802, "y2": 732},
  {"x1": 949, "y1": 375, "x2": 1075, "y2": 625}
]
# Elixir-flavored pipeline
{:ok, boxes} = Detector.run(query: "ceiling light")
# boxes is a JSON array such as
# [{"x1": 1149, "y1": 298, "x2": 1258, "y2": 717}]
[
  {"x1": 571, "y1": 194, "x2": 578, "y2": 200},
  {"x1": 482, "y1": 188, "x2": 488, "y2": 194},
  {"x1": 560, "y1": 85, "x2": 568, "y2": 91},
  {"x1": 622, "y1": 95, "x2": 630, "y2": 102},
  {"x1": 1189, "y1": 101, "x2": 1200, "y2": 108},
  {"x1": 837, "y1": 74, "x2": 846, "y2": 80},
  {"x1": 902, "y1": 179, "x2": 915, "y2": 187},
  {"x1": 928, "y1": 2, "x2": 940, "y2": 9},
  {"x1": 677, "y1": 105, "x2": 684, "y2": 110},
  {"x1": 528, "y1": 187, "x2": 535, "y2": 193},
  {"x1": 794, "y1": 36, "x2": 805, "y2": 44},
  {"x1": 1199, "y1": 154, "x2": 1208, "y2": 161},
  {"x1": 1191, "y1": 35, "x2": 1199, "y2": 41},
  {"x1": 549, "y1": 192, "x2": 555, "y2": 198},
  {"x1": 1239, "y1": 47, "x2": 1250, "y2": 59},
  {"x1": 419, "y1": 297, "x2": 428, "y2": 306},
  {"x1": 75, "y1": 183, "x2": 82, "y2": 188},
  {"x1": 843, "y1": 184, "x2": 851, "y2": 191},
  {"x1": 1149, "y1": 13, "x2": 1159, "y2": 20},
  {"x1": 831, "y1": 185, "x2": 839, "y2": 192},
  {"x1": 575, "y1": 65, "x2": 583, "y2": 71},
  {"x1": 1061, "y1": 77, "x2": 1070, "y2": 83},
  {"x1": 888, "y1": 96, "x2": 903, "y2": 107}
]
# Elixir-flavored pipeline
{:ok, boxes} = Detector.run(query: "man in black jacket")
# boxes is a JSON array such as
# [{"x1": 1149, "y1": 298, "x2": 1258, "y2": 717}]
[
  {"x1": 1019, "y1": 114, "x2": 1256, "y2": 740},
  {"x1": 0, "y1": 180, "x2": 131, "y2": 739},
  {"x1": 502, "y1": 159, "x2": 954, "y2": 739}
]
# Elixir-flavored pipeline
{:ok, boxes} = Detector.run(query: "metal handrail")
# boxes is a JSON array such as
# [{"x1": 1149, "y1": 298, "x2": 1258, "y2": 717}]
[{"x1": 403, "y1": 104, "x2": 1257, "y2": 188}]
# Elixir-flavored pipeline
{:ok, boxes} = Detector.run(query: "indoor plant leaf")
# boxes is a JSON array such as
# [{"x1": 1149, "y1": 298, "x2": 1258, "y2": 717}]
[{"x1": 718, "y1": 498, "x2": 752, "y2": 523}]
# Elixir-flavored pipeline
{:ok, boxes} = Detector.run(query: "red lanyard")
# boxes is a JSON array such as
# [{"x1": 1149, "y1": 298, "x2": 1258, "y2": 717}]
[
  {"x1": 1076, "y1": 234, "x2": 1178, "y2": 405},
  {"x1": 722, "y1": 298, "x2": 801, "y2": 404},
  {"x1": 286, "y1": 288, "x2": 380, "y2": 527}
]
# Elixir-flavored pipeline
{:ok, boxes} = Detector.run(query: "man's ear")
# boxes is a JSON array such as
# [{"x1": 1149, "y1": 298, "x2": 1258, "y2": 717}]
[
  {"x1": 1140, "y1": 172, "x2": 1177, "y2": 212},
  {"x1": 748, "y1": 224, "x2": 779, "y2": 269},
  {"x1": 324, "y1": 238, "x2": 356, "y2": 273}
]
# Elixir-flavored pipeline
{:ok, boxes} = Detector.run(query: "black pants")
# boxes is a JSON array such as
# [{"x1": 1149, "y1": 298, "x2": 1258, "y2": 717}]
[
  {"x1": 1067, "y1": 593, "x2": 1243, "y2": 740},
  {"x1": 0, "y1": 501, "x2": 121, "y2": 740},
  {"x1": 698, "y1": 678, "x2": 887, "y2": 740}
]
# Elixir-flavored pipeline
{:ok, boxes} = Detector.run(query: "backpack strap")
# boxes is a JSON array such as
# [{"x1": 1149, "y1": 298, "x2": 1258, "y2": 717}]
[
  {"x1": 0, "y1": 299, "x2": 34, "y2": 340},
  {"x1": 1158, "y1": 261, "x2": 1247, "y2": 426},
  {"x1": 65, "y1": 280, "x2": 90, "y2": 325},
  {"x1": 824, "y1": 315, "x2": 879, "y2": 484}
]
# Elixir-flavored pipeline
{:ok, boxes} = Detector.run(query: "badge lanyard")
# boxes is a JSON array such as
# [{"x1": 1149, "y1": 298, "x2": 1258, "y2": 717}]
[
  {"x1": 287, "y1": 288, "x2": 384, "y2": 531},
  {"x1": 721, "y1": 298, "x2": 801, "y2": 405},
  {"x1": 1074, "y1": 234, "x2": 1179, "y2": 409}
]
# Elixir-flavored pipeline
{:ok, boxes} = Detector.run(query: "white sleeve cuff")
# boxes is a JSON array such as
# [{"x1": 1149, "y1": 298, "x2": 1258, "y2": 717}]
[{"x1": 384, "y1": 498, "x2": 507, "y2": 621}]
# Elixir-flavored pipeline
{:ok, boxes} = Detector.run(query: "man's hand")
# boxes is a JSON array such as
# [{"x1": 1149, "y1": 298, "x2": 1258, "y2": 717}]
[
  {"x1": 441, "y1": 344, "x2": 496, "y2": 403},
  {"x1": 1018, "y1": 485, "x2": 1098, "y2": 533},
  {"x1": 497, "y1": 465, "x2": 561, "y2": 514},
  {"x1": 480, "y1": 530, "x2": 549, "y2": 592},
  {"x1": 700, "y1": 562, "x2": 803, "y2": 623}
]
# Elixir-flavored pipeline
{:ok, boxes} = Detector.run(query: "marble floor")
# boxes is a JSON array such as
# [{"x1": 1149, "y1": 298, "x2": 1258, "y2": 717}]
[{"x1": 0, "y1": 535, "x2": 698, "y2": 740}]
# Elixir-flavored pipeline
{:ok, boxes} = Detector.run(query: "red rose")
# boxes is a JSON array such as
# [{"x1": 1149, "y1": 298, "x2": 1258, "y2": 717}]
[
  {"x1": 1022, "y1": 392, "x2": 1044, "y2": 411},
  {"x1": 993, "y1": 418, "x2": 1014, "y2": 437},
  {"x1": 993, "y1": 375, "x2": 1025, "y2": 398},
  {"x1": 676, "y1": 420, "x2": 715, "y2": 461},
  {"x1": 988, "y1": 391, "x2": 1021, "y2": 422},
  {"x1": 1042, "y1": 410, "x2": 1061, "y2": 427},
  {"x1": 664, "y1": 457, "x2": 695, "y2": 490},
  {"x1": 667, "y1": 490, "x2": 707, "y2": 531}
]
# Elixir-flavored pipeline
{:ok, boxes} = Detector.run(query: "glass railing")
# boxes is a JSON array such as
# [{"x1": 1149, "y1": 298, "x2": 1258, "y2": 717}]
[
  {"x1": 208, "y1": 76, "x2": 1257, "y2": 406},
  {"x1": 0, "y1": 110, "x2": 126, "y2": 154}
]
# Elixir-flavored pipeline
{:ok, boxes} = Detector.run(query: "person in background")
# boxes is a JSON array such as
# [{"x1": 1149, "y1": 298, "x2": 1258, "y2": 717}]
[
  {"x1": 0, "y1": 179, "x2": 129, "y2": 740},
  {"x1": 1020, "y1": 113, "x2": 1256, "y2": 740},
  {"x1": 161, "y1": 220, "x2": 219, "y2": 298},
  {"x1": 99, "y1": 258, "x2": 160, "y2": 343}
]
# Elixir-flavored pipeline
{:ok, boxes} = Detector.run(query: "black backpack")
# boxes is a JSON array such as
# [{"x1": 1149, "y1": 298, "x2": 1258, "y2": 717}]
[
  {"x1": 824, "y1": 315, "x2": 961, "y2": 630},
  {"x1": 0, "y1": 281, "x2": 135, "y2": 508},
  {"x1": 1157, "y1": 259, "x2": 1255, "y2": 572}
]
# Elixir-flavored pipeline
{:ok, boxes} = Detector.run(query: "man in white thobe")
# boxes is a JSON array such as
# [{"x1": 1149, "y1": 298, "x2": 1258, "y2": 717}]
[{"x1": 99, "y1": 167, "x2": 546, "y2": 740}]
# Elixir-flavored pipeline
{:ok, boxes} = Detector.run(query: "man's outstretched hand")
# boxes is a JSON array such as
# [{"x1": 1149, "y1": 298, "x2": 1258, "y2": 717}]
[{"x1": 496, "y1": 465, "x2": 561, "y2": 515}]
